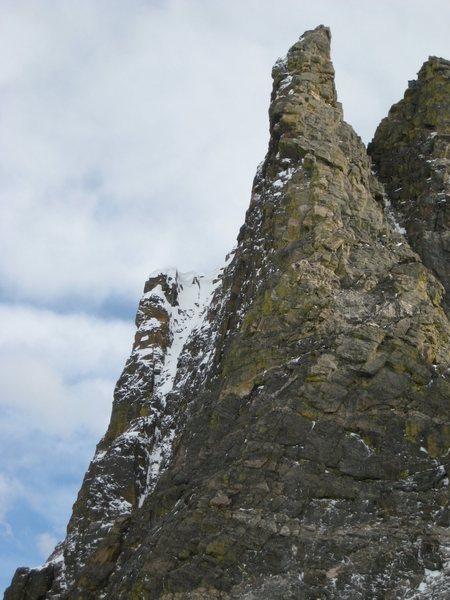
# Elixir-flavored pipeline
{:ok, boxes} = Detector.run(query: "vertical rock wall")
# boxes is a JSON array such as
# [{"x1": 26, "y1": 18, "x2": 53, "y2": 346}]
[{"x1": 369, "y1": 57, "x2": 450, "y2": 314}]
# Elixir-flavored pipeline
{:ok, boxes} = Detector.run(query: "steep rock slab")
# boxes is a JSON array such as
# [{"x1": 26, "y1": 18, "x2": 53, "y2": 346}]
[
  {"x1": 5, "y1": 26, "x2": 450, "y2": 600},
  {"x1": 5, "y1": 269, "x2": 222, "y2": 598},
  {"x1": 57, "y1": 270, "x2": 220, "y2": 589},
  {"x1": 369, "y1": 57, "x2": 450, "y2": 314}
]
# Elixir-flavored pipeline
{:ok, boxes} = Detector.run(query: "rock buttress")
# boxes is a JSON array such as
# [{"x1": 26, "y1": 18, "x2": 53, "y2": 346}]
[
  {"x1": 369, "y1": 56, "x2": 450, "y2": 315},
  {"x1": 5, "y1": 26, "x2": 450, "y2": 600}
]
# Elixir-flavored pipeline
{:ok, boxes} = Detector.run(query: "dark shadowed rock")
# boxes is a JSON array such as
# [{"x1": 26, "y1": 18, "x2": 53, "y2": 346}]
[{"x1": 5, "y1": 25, "x2": 450, "y2": 600}]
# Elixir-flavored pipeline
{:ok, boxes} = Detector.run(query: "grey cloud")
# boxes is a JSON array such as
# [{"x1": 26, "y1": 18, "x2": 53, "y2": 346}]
[{"x1": 2, "y1": 1, "x2": 450, "y2": 307}]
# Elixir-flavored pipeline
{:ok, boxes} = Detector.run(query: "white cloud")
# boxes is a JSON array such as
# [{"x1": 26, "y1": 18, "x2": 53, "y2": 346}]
[
  {"x1": 0, "y1": 304, "x2": 133, "y2": 435},
  {"x1": 0, "y1": 474, "x2": 23, "y2": 536},
  {"x1": 0, "y1": 304, "x2": 134, "y2": 574},
  {"x1": 36, "y1": 532, "x2": 58, "y2": 560},
  {"x1": 0, "y1": 0, "x2": 270, "y2": 305}
]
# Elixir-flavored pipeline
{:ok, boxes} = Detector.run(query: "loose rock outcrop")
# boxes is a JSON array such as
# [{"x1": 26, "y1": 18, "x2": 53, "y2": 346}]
[{"x1": 5, "y1": 25, "x2": 450, "y2": 600}]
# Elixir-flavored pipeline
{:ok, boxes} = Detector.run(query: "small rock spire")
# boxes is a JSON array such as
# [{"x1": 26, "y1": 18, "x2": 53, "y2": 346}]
[
  {"x1": 265, "y1": 24, "x2": 340, "y2": 171},
  {"x1": 271, "y1": 24, "x2": 337, "y2": 108}
]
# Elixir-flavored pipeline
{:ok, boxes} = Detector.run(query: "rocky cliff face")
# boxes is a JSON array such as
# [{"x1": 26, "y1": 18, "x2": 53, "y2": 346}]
[
  {"x1": 369, "y1": 56, "x2": 450, "y2": 314},
  {"x1": 5, "y1": 26, "x2": 450, "y2": 600}
]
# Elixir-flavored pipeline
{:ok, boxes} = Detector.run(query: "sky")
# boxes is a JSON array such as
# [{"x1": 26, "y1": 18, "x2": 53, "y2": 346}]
[{"x1": 1, "y1": 0, "x2": 450, "y2": 593}]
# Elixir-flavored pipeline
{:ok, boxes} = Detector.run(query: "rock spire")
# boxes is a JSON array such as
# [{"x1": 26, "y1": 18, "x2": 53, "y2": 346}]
[{"x1": 5, "y1": 25, "x2": 450, "y2": 600}]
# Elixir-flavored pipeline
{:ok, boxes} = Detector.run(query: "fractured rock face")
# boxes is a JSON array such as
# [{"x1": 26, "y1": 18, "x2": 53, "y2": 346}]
[
  {"x1": 5, "y1": 25, "x2": 450, "y2": 600},
  {"x1": 369, "y1": 56, "x2": 450, "y2": 314}
]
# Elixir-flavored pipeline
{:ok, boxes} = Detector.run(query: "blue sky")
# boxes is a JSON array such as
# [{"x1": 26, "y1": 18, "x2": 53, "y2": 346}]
[{"x1": 2, "y1": 0, "x2": 450, "y2": 594}]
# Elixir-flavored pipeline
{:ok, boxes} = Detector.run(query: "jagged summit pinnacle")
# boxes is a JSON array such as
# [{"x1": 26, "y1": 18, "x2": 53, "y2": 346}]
[
  {"x1": 287, "y1": 25, "x2": 332, "y2": 65},
  {"x1": 290, "y1": 24, "x2": 332, "y2": 58},
  {"x1": 419, "y1": 55, "x2": 450, "y2": 76},
  {"x1": 5, "y1": 27, "x2": 450, "y2": 600},
  {"x1": 272, "y1": 24, "x2": 336, "y2": 104},
  {"x1": 266, "y1": 25, "x2": 337, "y2": 167}
]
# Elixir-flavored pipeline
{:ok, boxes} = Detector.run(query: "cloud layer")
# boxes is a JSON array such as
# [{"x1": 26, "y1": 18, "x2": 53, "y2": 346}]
[
  {"x1": 2, "y1": 0, "x2": 450, "y2": 309},
  {"x1": 0, "y1": 305, "x2": 133, "y2": 590}
]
